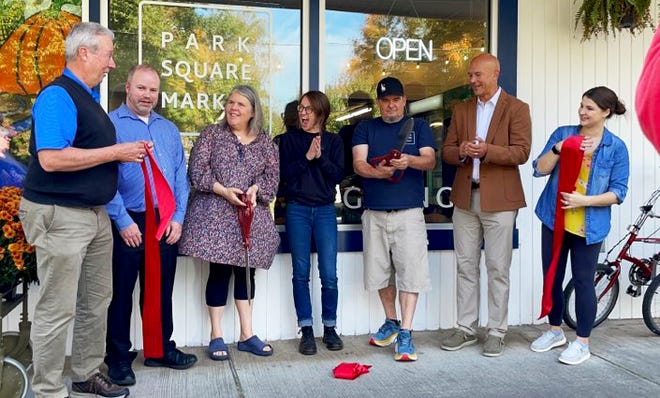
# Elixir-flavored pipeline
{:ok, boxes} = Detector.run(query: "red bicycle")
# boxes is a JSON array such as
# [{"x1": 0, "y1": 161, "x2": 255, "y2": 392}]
[{"x1": 563, "y1": 187, "x2": 660, "y2": 334}]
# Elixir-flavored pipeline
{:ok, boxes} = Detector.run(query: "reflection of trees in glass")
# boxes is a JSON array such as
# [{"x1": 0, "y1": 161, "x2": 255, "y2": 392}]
[
  {"x1": 326, "y1": 14, "x2": 486, "y2": 133},
  {"x1": 109, "y1": 1, "x2": 272, "y2": 136}
]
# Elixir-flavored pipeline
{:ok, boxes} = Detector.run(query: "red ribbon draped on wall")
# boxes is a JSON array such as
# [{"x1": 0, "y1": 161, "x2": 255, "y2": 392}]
[
  {"x1": 539, "y1": 135, "x2": 584, "y2": 319},
  {"x1": 140, "y1": 145, "x2": 175, "y2": 359}
]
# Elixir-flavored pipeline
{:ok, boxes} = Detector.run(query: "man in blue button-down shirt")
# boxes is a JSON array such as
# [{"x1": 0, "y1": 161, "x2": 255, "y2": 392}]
[{"x1": 105, "y1": 64, "x2": 195, "y2": 385}]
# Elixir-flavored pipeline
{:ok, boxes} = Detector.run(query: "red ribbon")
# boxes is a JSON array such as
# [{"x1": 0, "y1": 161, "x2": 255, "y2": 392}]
[
  {"x1": 636, "y1": 25, "x2": 660, "y2": 154},
  {"x1": 140, "y1": 144, "x2": 175, "y2": 359},
  {"x1": 539, "y1": 135, "x2": 584, "y2": 319},
  {"x1": 333, "y1": 362, "x2": 372, "y2": 380}
]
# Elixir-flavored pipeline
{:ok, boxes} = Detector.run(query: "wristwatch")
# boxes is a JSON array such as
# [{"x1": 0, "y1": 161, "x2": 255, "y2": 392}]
[{"x1": 551, "y1": 144, "x2": 561, "y2": 155}]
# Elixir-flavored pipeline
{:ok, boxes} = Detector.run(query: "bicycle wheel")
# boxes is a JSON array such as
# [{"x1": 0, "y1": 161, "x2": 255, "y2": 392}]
[
  {"x1": 642, "y1": 274, "x2": 660, "y2": 335},
  {"x1": 0, "y1": 356, "x2": 29, "y2": 398},
  {"x1": 563, "y1": 263, "x2": 619, "y2": 330}
]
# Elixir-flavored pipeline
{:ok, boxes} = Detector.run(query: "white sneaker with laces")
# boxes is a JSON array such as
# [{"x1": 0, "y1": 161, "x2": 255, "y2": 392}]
[
  {"x1": 530, "y1": 330, "x2": 567, "y2": 352},
  {"x1": 558, "y1": 340, "x2": 591, "y2": 365}
]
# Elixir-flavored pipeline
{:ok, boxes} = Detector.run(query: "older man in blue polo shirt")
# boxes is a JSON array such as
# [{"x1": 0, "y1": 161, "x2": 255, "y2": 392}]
[
  {"x1": 104, "y1": 64, "x2": 195, "y2": 386},
  {"x1": 20, "y1": 22, "x2": 149, "y2": 398}
]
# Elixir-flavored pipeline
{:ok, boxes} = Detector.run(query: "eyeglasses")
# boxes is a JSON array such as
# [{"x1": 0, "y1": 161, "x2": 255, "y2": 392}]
[{"x1": 297, "y1": 105, "x2": 314, "y2": 114}]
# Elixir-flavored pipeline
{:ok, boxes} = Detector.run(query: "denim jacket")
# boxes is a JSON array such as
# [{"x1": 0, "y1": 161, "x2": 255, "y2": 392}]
[{"x1": 533, "y1": 125, "x2": 629, "y2": 245}]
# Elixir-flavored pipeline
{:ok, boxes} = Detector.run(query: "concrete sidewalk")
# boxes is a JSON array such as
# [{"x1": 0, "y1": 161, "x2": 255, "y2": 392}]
[
  {"x1": 27, "y1": 319, "x2": 660, "y2": 397},
  {"x1": 120, "y1": 319, "x2": 660, "y2": 398}
]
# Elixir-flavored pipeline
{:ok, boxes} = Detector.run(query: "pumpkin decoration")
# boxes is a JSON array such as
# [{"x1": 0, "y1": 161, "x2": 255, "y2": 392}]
[{"x1": 0, "y1": 10, "x2": 80, "y2": 95}]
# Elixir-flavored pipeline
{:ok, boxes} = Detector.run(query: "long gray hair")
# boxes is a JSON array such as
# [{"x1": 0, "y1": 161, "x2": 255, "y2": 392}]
[
  {"x1": 65, "y1": 22, "x2": 114, "y2": 62},
  {"x1": 220, "y1": 85, "x2": 264, "y2": 134}
]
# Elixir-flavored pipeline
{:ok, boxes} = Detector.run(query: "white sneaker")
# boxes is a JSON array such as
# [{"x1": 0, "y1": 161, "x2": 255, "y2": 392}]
[
  {"x1": 530, "y1": 330, "x2": 567, "y2": 352},
  {"x1": 558, "y1": 340, "x2": 591, "y2": 365}
]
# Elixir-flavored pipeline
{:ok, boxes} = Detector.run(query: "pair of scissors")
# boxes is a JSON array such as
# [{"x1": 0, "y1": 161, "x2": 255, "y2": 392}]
[{"x1": 369, "y1": 118, "x2": 414, "y2": 183}]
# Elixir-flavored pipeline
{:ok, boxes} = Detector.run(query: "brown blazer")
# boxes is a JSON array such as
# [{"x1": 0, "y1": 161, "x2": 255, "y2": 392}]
[{"x1": 441, "y1": 90, "x2": 531, "y2": 212}]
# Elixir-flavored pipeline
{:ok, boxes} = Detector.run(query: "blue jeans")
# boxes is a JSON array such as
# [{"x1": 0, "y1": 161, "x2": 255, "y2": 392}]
[{"x1": 286, "y1": 202, "x2": 338, "y2": 327}]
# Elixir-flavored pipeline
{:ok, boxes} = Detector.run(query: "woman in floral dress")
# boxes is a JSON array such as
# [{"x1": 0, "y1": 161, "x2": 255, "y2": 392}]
[{"x1": 179, "y1": 85, "x2": 279, "y2": 360}]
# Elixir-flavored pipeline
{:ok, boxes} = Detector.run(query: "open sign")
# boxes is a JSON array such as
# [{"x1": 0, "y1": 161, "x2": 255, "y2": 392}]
[{"x1": 375, "y1": 37, "x2": 433, "y2": 62}]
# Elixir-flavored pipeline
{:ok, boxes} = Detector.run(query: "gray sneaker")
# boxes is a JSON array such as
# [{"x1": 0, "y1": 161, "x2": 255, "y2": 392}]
[
  {"x1": 558, "y1": 340, "x2": 591, "y2": 365},
  {"x1": 530, "y1": 330, "x2": 567, "y2": 353},
  {"x1": 482, "y1": 335, "x2": 504, "y2": 357},
  {"x1": 441, "y1": 329, "x2": 477, "y2": 351}
]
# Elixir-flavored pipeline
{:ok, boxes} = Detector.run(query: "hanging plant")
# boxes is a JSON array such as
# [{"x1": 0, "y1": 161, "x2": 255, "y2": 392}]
[
  {"x1": 0, "y1": 1, "x2": 80, "y2": 95},
  {"x1": 574, "y1": 0, "x2": 655, "y2": 41}
]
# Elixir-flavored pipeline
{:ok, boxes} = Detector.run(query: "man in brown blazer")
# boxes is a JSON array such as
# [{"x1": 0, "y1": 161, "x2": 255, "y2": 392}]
[{"x1": 440, "y1": 53, "x2": 531, "y2": 357}]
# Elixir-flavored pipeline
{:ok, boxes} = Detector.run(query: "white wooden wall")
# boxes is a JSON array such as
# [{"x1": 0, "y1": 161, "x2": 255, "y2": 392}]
[{"x1": 3, "y1": 0, "x2": 659, "y2": 350}]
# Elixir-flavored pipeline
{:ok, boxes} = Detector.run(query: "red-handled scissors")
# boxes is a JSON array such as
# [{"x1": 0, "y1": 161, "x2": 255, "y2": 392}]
[{"x1": 369, "y1": 118, "x2": 414, "y2": 183}]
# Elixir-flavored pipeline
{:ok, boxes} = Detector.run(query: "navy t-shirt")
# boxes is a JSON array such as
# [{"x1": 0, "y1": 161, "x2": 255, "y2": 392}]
[{"x1": 352, "y1": 117, "x2": 437, "y2": 210}]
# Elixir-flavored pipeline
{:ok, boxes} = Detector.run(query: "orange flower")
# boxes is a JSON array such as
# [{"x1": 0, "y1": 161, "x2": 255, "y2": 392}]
[
  {"x1": 3, "y1": 224, "x2": 15, "y2": 239},
  {"x1": 0, "y1": 210, "x2": 12, "y2": 221},
  {"x1": 1, "y1": 186, "x2": 38, "y2": 286}
]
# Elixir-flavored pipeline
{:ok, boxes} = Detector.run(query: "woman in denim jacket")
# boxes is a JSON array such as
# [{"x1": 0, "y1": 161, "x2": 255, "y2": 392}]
[{"x1": 529, "y1": 86, "x2": 629, "y2": 365}]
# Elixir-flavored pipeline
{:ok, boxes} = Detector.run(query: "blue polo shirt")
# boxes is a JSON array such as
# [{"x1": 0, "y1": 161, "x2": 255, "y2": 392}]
[
  {"x1": 32, "y1": 68, "x2": 99, "y2": 150},
  {"x1": 105, "y1": 103, "x2": 190, "y2": 231}
]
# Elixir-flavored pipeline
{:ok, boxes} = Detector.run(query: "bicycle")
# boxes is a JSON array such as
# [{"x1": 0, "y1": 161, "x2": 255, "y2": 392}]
[{"x1": 562, "y1": 187, "x2": 660, "y2": 334}]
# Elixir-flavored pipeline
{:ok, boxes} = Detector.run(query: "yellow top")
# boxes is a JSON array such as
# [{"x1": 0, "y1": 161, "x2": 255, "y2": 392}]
[{"x1": 564, "y1": 153, "x2": 592, "y2": 237}]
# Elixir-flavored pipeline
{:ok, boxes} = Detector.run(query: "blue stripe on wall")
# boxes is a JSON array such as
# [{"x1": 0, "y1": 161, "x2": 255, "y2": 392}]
[
  {"x1": 498, "y1": 0, "x2": 518, "y2": 96},
  {"x1": 277, "y1": 229, "x2": 519, "y2": 253}
]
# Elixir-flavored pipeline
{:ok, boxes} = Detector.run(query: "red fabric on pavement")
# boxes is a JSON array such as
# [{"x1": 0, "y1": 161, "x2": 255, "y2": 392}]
[{"x1": 333, "y1": 362, "x2": 372, "y2": 380}]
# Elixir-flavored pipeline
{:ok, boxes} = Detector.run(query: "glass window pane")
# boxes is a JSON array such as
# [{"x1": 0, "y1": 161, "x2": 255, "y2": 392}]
[
  {"x1": 325, "y1": 0, "x2": 489, "y2": 224},
  {"x1": 109, "y1": 0, "x2": 301, "y2": 154}
]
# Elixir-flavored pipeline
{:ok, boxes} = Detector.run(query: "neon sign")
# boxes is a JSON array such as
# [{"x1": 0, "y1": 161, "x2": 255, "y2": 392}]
[{"x1": 375, "y1": 37, "x2": 433, "y2": 62}]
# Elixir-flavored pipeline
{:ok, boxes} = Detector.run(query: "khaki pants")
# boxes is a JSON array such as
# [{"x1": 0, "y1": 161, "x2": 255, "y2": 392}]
[
  {"x1": 452, "y1": 190, "x2": 517, "y2": 338},
  {"x1": 19, "y1": 198, "x2": 113, "y2": 398}
]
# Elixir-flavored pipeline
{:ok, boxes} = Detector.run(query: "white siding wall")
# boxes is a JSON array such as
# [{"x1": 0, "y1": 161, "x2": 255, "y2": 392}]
[{"x1": 4, "y1": 0, "x2": 659, "y2": 350}]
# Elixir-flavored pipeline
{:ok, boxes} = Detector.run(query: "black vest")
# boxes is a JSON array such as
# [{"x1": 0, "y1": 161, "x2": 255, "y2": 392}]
[{"x1": 23, "y1": 75, "x2": 118, "y2": 207}]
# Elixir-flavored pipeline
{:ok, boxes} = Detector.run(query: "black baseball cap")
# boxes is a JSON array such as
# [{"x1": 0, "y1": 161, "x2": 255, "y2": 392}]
[{"x1": 376, "y1": 77, "x2": 404, "y2": 99}]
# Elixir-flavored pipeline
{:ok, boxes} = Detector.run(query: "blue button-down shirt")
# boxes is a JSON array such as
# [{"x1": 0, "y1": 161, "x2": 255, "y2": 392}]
[
  {"x1": 533, "y1": 125, "x2": 630, "y2": 244},
  {"x1": 106, "y1": 103, "x2": 189, "y2": 231},
  {"x1": 32, "y1": 68, "x2": 100, "y2": 150}
]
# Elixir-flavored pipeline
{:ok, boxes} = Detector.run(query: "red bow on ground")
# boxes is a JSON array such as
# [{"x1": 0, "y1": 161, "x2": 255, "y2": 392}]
[
  {"x1": 636, "y1": 22, "x2": 660, "y2": 155},
  {"x1": 140, "y1": 143, "x2": 175, "y2": 359},
  {"x1": 333, "y1": 362, "x2": 372, "y2": 380},
  {"x1": 539, "y1": 135, "x2": 584, "y2": 319}
]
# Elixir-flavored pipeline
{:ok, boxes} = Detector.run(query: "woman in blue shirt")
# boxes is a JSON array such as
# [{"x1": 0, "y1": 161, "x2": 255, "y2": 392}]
[
  {"x1": 278, "y1": 91, "x2": 344, "y2": 355},
  {"x1": 530, "y1": 86, "x2": 629, "y2": 365}
]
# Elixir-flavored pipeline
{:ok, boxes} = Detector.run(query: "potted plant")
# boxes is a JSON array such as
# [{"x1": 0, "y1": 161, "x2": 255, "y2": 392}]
[
  {"x1": 574, "y1": 0, "x2": 655, "y2": 41},
  {"x1": 0, "y1": 186, "x2": 37, "y2": 297}
]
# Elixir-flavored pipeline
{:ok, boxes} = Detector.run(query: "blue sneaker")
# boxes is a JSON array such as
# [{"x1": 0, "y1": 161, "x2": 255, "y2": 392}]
[
  {"x1": 394, "y1": 329, "x2": 417, "y2": 361},
  {"x1": 369, "y1": 319, "x2": 400, "y2": 347}
]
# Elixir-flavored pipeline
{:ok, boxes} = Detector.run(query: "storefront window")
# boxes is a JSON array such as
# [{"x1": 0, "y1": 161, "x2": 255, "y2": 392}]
[
  {"x1": 108, "y1": 0, "x2": 301, "y2": 153},
  {"x1": 324, "y1": 1, "x2": 489, "y2": 224}
]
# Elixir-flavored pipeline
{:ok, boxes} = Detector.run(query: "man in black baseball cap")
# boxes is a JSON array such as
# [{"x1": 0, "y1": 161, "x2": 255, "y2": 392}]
[
  {"x1": 376, "y1": 76, "x2": 405, "y2": 99},
  {"x1": 351, "y1": 76, "x2": 437, "y2": 362}
]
